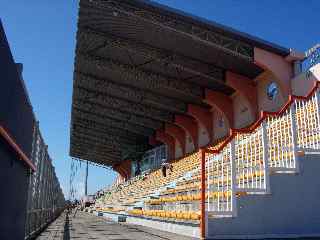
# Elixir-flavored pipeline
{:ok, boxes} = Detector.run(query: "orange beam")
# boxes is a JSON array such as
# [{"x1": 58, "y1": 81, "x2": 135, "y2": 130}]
[
  {"x1": 204, "y1": 90, "x2": 234, "y2": 128},
  {"x1": 165, "y1": 123, "x2": 186, "y2": 155},
  {"x1": 226, "y1": 71, "x2": 258, "y2": 119},
  {"x1": 188, "y1": 104, "x2": 213, "y2": 142},
  {"x1": 156, "y1": 130, "x2": 175, "y2": 160},
  {"x1": 0, "y1": 126, "x2": 36, "y2": 171},
  {"x1": 175, "y1": 115, "x2": 199, "y2": 149}
]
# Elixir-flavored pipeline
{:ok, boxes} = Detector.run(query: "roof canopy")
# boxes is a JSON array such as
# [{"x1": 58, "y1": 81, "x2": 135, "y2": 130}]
[{"x1": 70, "y1": 0, "x2": 290, "y2": 166}]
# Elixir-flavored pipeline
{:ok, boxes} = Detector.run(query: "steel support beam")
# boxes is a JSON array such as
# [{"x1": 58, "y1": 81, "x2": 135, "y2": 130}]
[
  {"x1": 73, "y1": 106, "x2": 154, "y2": 136},
  {"x1": 74, "y1": 86, "x2": 174, "y2": 123},
  {"x1": 78, "y1": 29, "x2": 225, "y2": 84},
  {"x1": 71, "y1": 129, "x2": 142, "y2": 146},
  {"x1": 71, "y1": 146, "x2": 121, "y2": 159},
  {"x1": 75, "y1": 71, "x2": 186, "y2": 113},
  {"x1": 77, "y1": 54, "x2": 203, "y2": 103},
  {"x1": 81, "y1": 0, "x2": 253, "y2": 60},
  {"x1": 72, "y1": 118, "x2": 147, "y2": 142},
  {"x1": 73, "y1": 103, "x2": 162, "y2": 130}
]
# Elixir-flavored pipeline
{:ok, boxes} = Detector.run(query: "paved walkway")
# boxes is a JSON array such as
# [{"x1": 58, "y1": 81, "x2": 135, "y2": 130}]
[{"x1": 36, "y1": 210, "x2": 196, "y2": 240}]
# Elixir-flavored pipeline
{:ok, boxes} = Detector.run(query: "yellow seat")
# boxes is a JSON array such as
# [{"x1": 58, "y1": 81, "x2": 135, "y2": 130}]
[
  {"x1": 182, "y1": 195, "x2": 188, "y2": 201},
  {"x1": 190, "y1": 212, "x2": 200, "y2": 220},
  {"x1": 176, "y1": 211, "x2": 183, "y2": 219}
]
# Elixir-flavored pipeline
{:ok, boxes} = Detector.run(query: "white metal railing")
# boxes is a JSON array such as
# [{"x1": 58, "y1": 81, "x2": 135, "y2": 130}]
[
  {"x1": 206, "y1": 143, "x2": 236, "y2": 216},
  {"x1": 295, "y1": 89, "x2": 320, "y2": 151},
  {"x1": 205, "y1": 83, "x2": 320, "y2": 218},
  {"x1": 266, "y1": 106, "x2": 297, "y2": 170},
  {"x1": 234, "y1": 125, "x2": 269, "y2": 192}
]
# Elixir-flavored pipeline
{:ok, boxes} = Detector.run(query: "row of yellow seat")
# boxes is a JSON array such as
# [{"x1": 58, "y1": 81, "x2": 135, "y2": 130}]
[
  {"x1": 128, "y1": 209, "x2": 200, "y2": 220},
  {"x1": 145, "y1": 191, "x2": 233, "y2": 204}
]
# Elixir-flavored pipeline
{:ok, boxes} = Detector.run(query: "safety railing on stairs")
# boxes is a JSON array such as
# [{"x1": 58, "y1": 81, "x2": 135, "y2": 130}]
[{"x1": 203, "y1": 80, "x2": 320, "y2": 220}]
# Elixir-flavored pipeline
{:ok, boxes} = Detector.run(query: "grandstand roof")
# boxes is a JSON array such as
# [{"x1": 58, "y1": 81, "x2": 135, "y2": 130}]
[{"x1": 70, "y1": 0, "x2": 290, "y2": 166}]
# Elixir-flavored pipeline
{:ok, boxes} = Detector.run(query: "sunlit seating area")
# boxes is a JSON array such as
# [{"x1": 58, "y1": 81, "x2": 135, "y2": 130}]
[{"x1": 94, "y1": 82, "x2": 320, "y2": 225}]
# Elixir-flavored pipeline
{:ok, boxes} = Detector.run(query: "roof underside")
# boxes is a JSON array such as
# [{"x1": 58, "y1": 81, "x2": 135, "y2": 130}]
[{"x1": 70, "y1": 0, "x2": 290, "y2": 166}]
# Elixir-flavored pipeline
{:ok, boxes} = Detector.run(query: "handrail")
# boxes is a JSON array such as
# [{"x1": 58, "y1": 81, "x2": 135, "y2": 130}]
[
  {"x1": 0, "y1": 126, "x2": 36, "y2": 171},
  {"x1": 204, "y1": 81, "x2": 320, "y2": 155}
]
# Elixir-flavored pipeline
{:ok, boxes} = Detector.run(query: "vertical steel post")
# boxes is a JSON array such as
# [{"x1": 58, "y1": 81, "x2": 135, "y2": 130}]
[
  {"x1": 314, "y1": 88, "x2": 320, "y2": 149},
  {"x1": 261, "y1": 121, "x2": 271, "y2": 193},
  {"x1": 200, "y1": 149, "x2": 206, "y2": 239},
  {"x1": 290, "y1": 104, "x2": 299, "y2": 171},
  {"x1": 85, "y1": 160, "x2": 89, "y2": 196},
  {"x1": 230, "y1": 140, "x2": 237, "y2": 216}
]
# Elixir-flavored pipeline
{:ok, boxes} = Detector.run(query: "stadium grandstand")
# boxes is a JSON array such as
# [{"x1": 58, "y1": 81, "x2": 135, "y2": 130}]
[{"x1": 70, "y1": 0, "x2": 320, "y2": 239}]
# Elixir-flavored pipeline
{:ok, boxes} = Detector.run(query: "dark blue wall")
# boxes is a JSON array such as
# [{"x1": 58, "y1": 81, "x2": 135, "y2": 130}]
[
  {"x1": 0, "y1": 20, "x2": 34, "y2": 240},
  {"x1": 0, "y1": 138, "x2": 29, "y2": 240}
]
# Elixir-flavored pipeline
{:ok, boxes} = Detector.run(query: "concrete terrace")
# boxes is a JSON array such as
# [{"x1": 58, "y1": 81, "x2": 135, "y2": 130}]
[{"x1": 36, "y1": 210, "x2": 196, "y2": 240}]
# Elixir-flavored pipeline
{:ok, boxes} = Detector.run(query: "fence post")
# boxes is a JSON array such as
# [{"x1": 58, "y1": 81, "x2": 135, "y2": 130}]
[
  {"x1": 314, "y1": 88, "x2": 320, "y2": 150},
  {"x1": 290, "y1": 103, "x2": 299, "y2": 172},
  {"x1": 261, "y1": 121, "x2": 271, "y2": 193},
  {"x1": 230, "y1": 140, "x2": 237, "y2": 217},
  {"x1": 200, "y1": 149, "x2": 206, "y2": 240}
]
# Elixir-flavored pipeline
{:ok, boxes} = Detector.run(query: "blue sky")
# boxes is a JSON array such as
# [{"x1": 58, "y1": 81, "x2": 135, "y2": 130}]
[{"x1": 0, "y1": 0, "x2": 319, "y2": 198}]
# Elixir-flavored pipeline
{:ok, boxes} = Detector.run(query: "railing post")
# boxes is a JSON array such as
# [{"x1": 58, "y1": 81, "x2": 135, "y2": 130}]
[
  {"x1": 230, "y1": 140, "x2": 237, "y2": 216},
  {"x1": 261, "y1": 121, "x2": 271, "y2": 193},
  {"x1": 290, "y1": 104, "x2": 299, "y2": 172},
  {"x1": 314, "y1": 88, "x2": 320, "y2": 150},
  {"x1": 200, "y1": 149, "x2": 206, "y2": 240}
]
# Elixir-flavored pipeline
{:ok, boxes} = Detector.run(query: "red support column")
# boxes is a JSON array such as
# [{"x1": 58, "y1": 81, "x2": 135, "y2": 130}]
[
  {"x1": 188, "y1": 104, "x2": 213, "y2": 142},
  {"x1": 149, "y1": 136, "x2": 161, "y2": 146},
  {"x1": 226, "y1": 71, "x2": 258, "y2": 119},
  {"x1": 121, "y1": 159, "x2": 132, "y2": 180},
  {"x1": 200, "y1": 149, "x2": 206, "y2": 239},
  {"x1": 165, "y1": 123, "x2": 186, "y2": 155},
  {"x1": 175, "y1": 115, "x2": 199, "y2": 149},
  {"x1": 113, "y1": 164, "x2": 127, "y2": 180},
  {"x1": 156, "y1": 130, "x2": 176, "y2": 160},
  {"x1": 204, "y1": 90, "x2": 234, "y2": 128}
]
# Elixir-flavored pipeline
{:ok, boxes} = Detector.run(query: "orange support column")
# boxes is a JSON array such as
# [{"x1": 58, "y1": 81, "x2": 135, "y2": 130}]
[
  {"x1": 156, "y1": 130, "x2": 176, "y2": 160},
  {"x1": 113, "y1": 164, "x2": 127, "y2": 180},
  {"x1": 165, "y1": 123, "x2": 186, "y2": 155},
  {"x1": 226, "y1": 71, "x2": 258, "y2": 119},
  {"x1": 188, "y1": 104, "x2": 213, "y2": 142},
  {"x1": 175, "y1": 115, "x2": 199, "y2": 149},
  {"x1": 204, "y1": 90, "x2": 234, "y2": 128},
  {"x1": 200, "y1": 149, "x2": 206, "y2": 239}
]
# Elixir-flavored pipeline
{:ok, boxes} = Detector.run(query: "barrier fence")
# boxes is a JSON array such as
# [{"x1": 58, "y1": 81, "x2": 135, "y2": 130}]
[{"x1": 24, "y1": 121, "x2": 65, "y2": 240}]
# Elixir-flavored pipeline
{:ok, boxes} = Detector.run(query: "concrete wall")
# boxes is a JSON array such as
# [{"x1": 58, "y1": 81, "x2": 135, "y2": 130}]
[
  {"x1": 232, "y1": 93, "x2": 254, "y2": 129},
  {"x1": 198, "y1": 122, "x2": 210, "y2": 147},
  {"x1": 174, "y1": 139, "x2": 183, "y2": 159},
  {"x1": 292, "y1": 64, "x2": 320, "y2": 96},
  {"x1": 256, "y1": 71, "x2": 286, "y2": 112},
  {"x1": 207, "y1": 153, "x2": 320, "y2": 239},
  {"x1": 185, "y1": 132, "x2": 195, "y2": 154},
  {"x1": 0, "y1": 138, "x2": 30, "y2": 240},
  {"x1": 213, "y1": 110, "x2": 228, "y2": 141}
]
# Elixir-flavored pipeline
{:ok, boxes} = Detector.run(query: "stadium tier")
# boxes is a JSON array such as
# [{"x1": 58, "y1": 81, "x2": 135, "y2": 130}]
[{"x1": 70, "y1": 0, "x2": 320, "y2": 238}]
